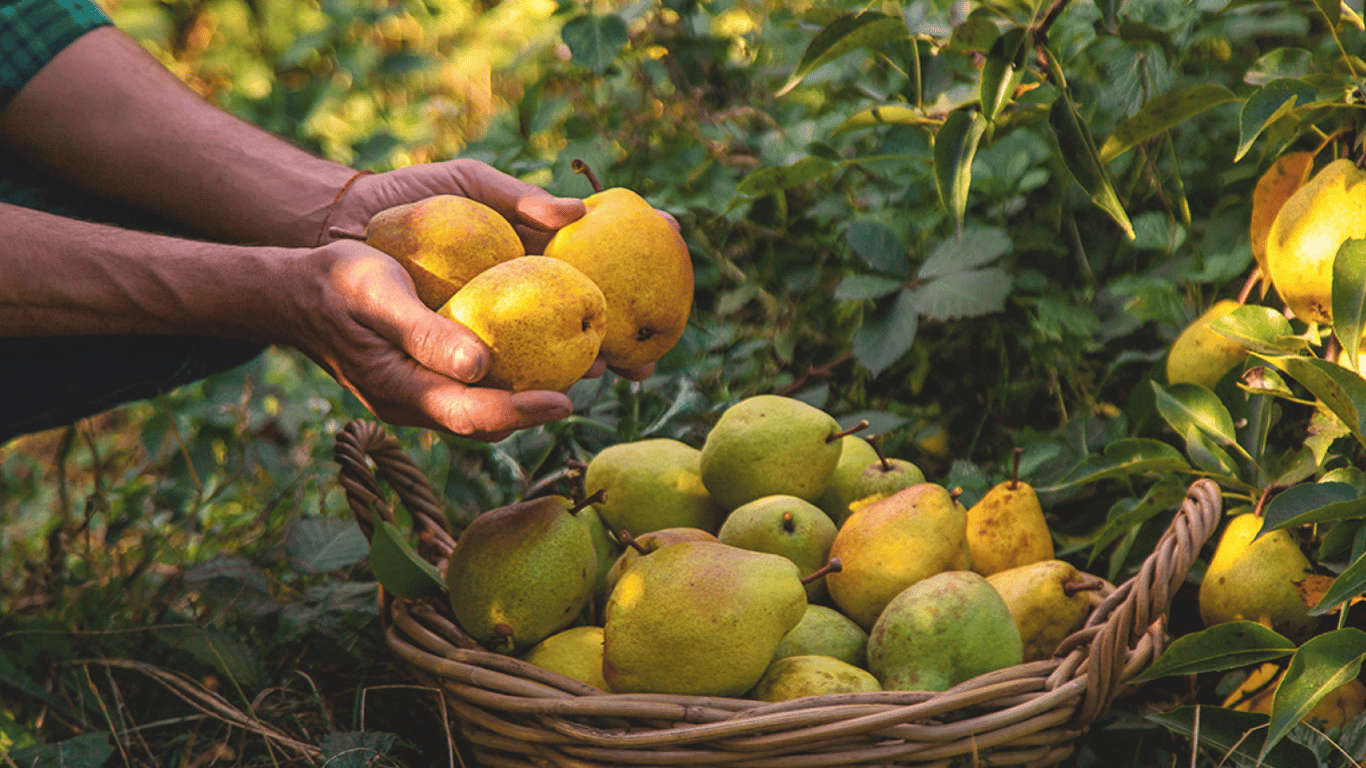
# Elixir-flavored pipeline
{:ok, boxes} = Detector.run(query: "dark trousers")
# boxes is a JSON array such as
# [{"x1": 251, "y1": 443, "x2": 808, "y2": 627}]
[{"x1": 0, "y1": 152, "x2": 265, "y2": 444}]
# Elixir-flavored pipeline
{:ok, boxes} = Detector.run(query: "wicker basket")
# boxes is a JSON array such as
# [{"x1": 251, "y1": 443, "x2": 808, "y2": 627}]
[{"x1": 334, "y1": 419, "x2": 1222, "y2": 768}]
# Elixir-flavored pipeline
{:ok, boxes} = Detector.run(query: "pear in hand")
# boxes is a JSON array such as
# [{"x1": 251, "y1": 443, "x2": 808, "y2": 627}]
[
  {"x1": 366, "y1": 195, "x2": 523, "y2": 308},
  {"x1": 773, "y1": 604, "x2": 869, "y2": 669},
  {"x1": 826, "y1": 483, "x2": 969, "y2": 629},
  {"x1": 542, "y1": 172, "x2": 693, "y2": 369},
  {"x1": 521, "y1": 625, "x2": 609, "y2": 691},
  {"x1": 718, "y1": 494, "x2": 838, "y2": 603},
  {"x1": 748, "y1": 655, "x2": 881, "y2": 702},
  {"x1": 815, "y1": 435, "x2": 881, "y2": 525},
  {"x1": 584, "y1": 439, "x2": 725, "y2": 538},
  {"x1": 602, "y1": 541, "x2": 808, "y2": 696},
  {"x1": 700, "y1": 395, "x2": 858, "y2": 510},
  {"x1": 445, "y1": 494, "x2": 599, "y2": 653},
  {"x1": 986, "y1": 559, "x2": 1100, "y2": 662},
  {"x1": 868, "y1": 570, "x2": 1023, "y2": 691},
  {"x1": 1199, "y1": 511, "x2": 1317, "y2": 641},
  {"x1": 440, "y1": 256, "x2": 606, "y2": 392},
  {"x1": 965, "y1": 448, "x2": 1053, "y2": 577}
]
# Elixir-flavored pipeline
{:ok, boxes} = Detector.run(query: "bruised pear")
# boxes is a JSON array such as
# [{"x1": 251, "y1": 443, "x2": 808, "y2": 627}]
[{"x1": 1198, "y1": 512, "x2": 1318, "y2": 641}]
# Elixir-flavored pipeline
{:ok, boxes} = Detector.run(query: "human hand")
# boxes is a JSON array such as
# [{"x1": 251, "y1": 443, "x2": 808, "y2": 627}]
[{"x1": 278, "y1": 239, "x2": 574, "y2": 441}]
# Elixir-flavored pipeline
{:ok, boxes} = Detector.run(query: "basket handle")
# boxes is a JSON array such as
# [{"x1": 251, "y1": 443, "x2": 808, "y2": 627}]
[
  {"x1": 1059, "y1": 477, "x2": 1223, "y2": 727},
  {"x1": 334, "y1": 419, "x2": 457, "y2": 559}
]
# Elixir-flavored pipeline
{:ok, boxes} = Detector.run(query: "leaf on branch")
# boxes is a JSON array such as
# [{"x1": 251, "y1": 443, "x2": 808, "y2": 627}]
[
  {"x1": 560, "y1": 14, "x2": 628, "y2": 74},
  {"x1": 777, "y1": 12, "x2": 910, "y2": 96},
  {"x1": 1047, "y1": 88, "x2": 1135, "y2": 239},
  {"x1": 909, "y1": 267, "x2": 1012, "y2": 321},
  {"x1": 1236, "y1": 80, "x2": 1317, "y2": 162},
  {"x1": 919, "y1": 226, "x2": 1011, "y2": 279},
  {"x1": 934, "y1": 108, "x2": 988, "y2": 234},
  {"x1": 1098, "y1": 84, "x2": 1237, "y2": 164},
  {"x1": 852, "y1": 288, "x2": 917, "y2": 376}
]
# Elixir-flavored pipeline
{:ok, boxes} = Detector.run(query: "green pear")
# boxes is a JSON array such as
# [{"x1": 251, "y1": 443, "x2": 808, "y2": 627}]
[
  {"x1": 584, "y1": 439, "x2": 725, "y2": 538},
  {"x1": 602, "y1": 527, "x2": 718, "y2": 603},
  {"x1": 521, "y1": 625, "x2": 609, "y2": 691},
  {"x1": 965, "y1": 449, "x2": 1053, "y2": 577},
  {"x1": 986, "y1": 559, "x2": 1097, "y2": 662},
  {"x1": 1166, "y1": 299, "x2": 1249, "y2": 389},
  {"x1": 747, "y1": 655, "x2": 881, "y2": 702},
  {"x1": 700, "y1": 395, "x2": 855, "y2": 510},
  {"x1": 1199, "y1": 512, "x2": 1318, "y2": 641},
  {"x1": 575, "y1": 504, "x2": 623, "y2": 622},
  {"x1": 868, "y1": 570, "x2": 1023, "y2": 691},
  {"x1": 815, "y1": 435, "x2": 880, "y2": 525},
  {"x1": 365, "y1": 195, "x2": 524, "y2": 309},
  {"x1": 773, "y1": 604, "x2": 869, "y2": 669},
  {"x1": 439, "y1": 256, "x2": 606, "y2": 392},
  {"x1": 445, "y1": 495, "x2": 599, "y2": 653},
  {"x1": 602, "y1": 541, "x2": 807, "y2": 696},
  {"x1": 542, "y1": 185, "x2": 693, "y2": 369},
  {"x1": 718, "y1": 495, "x2": 838, "y2": 603},
  {"x1": 851, "y1": 438, "x2": 926, "y2": 506},
  {"x1": 825, "y1": 484, "x2": 969, "y2": 629}
]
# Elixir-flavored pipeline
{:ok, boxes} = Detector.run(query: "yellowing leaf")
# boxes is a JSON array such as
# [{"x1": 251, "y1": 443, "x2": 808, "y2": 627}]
[{"x1": 1250, "y1": 152, "x2": 1314, "y2": 297}]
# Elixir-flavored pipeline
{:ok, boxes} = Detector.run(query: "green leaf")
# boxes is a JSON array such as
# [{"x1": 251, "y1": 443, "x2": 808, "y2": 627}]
[
  {"x1": 1235, "y1": 79, "x2": 1316, "y2": 162},
  {"x1": 1310, "y1": 0, "x2": 1341, "y2": 28},
  {"x1": 1334, "y1": 238, "x2": 1366, "y2": 373},
  {"x1": 1263, "y1": 628, "x2": 1366, "y2": 761},
  {"x1": 1038, "y1": 438, "x2": 1189, "y2": 492},
  {"x1": 1135, "y1": 622, "x2": 1296, "y2": 681},
  {"x1": 978, "y1": 27, "x2": 1031, "y2": 123},
  {"x1": 776, "y1": 12, "x2": 910, "y2": 96},
  {"x1": 919, "y1": 226, "x2": 1012, "y2": 279},
  {"x1": 156, "y1": 626, "x2": 267, "y2": 692},
  {"x1": 284, "y1": 515, "x2": 369, "y2": 574},
  {"x1": 1148, "y1": 706, "x2": 1317, "y2": 768},
  {"x1": 834, "y1": 274, "x2": 904, "y2": 301},
  {"x1": 1207, "y1": 305, "x2": 1306, "y2": 356},
  {"x1": 934, "y1": 109, "x2": 988, "y2": 233},
  {"x1": 1310, "y1": 549, "x2": 1366, "y2": 615},
  {"x1": 1151, "y1": 381, "x2": 1238, "y2": 445},
  {"x1": 1183, "y1": 424, "x2": 1240, "y2": 477},
  {"x1": 735, "y1": 157, "x2": 835, "y2": 199},
  {"x1": 1047, "y1": 89, "x2": 1135, "y2": 239},
  {"x1": 908, "y1": 267, "x2": 1012, "y2": 321},
  {"x1": 1263, "y1": 481, "x2": 1363, "y2": 532},
  {"x1": 7, "y1": 733, "x2": 116, "y2": 768},
  {"x1": 1084, "y1": 479, "x2": 1188, "y2": 564},
  {"x1": 1098, "y1": 84, "x2": 1237, "y2": 163},
  {"x1": 1246, "y1": 48, "x2": 1314, "y2": 86},
  {"x1": 560, "y1": 14, "x2": 628, "y2": 74},
  {"x1": 852, "y1": 288, "x2": 918, "y2": 377},
  {"x1": 845, "y1": 220, "x2": 908, "y2": 276},
  {"x1": 1259, "y1": 354, "x2": 1366, "y2": 449},
  {"x1": 368, "y1": 520, "x2": 445, "y2": 599},
  {"x1": 832, "y1": 104, "x2": 937, "y2": 135}
]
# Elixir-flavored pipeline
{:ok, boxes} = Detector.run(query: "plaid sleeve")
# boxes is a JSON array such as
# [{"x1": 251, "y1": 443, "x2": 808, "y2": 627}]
[{"x1": 0, "y1": 0, "x2": 111, "y2": 110}]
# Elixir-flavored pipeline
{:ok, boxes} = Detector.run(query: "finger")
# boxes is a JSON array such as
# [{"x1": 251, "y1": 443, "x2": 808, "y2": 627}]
[
  {"x1": 442, "y1": 159, "x2": 585, "y2": 231},
  {"x1": 361, "y1": 284, "x2": 491, "y2": 384},
  {"x1": 610, "y1": 361, "x2": 655, "y2": 382},
  {"x1": 582, "y1": 356, "x2": 609, "y2": 379}
]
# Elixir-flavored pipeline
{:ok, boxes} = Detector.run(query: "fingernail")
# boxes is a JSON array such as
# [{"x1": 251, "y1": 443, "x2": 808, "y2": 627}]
[{"x1": 450, "y1": 346, "x2": 487, "y2": 382}]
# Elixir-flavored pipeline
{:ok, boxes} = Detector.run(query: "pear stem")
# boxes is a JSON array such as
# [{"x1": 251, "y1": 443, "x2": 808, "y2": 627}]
[
  {"x1": 1252, "y1": 484, "x2": 1286, "y2": 518},
  {"x1": 565, "y1": 458, "x2": 589, "y2": 503},
  {"x1": 568, "y1": 488, "x2": 605, "y2": 516},
  {"x1": 867, "y1": 434, "x2": 892, "y2": 471},
  {"x1": 620, "y1": 529, "x2": 649, "y2": 555},
  {"x1": 801, "y1": 557, "x2": 842, "y2": 586},
  {"x1": 1236, "y1": 267, "x2": 1260, "y2": 305},
  {"x1": 1009, "y1": 447, "x2": 1023, "y2": 490},
  {"x1": 828, "y1": 420, "x2": 870, "y2": 443},
  {"x1": 1063, "y1": 574, "x2": 1107, "y2": 597},
  {"x1": 571, "y1": 159, "x2": 603, "y2": 194}
]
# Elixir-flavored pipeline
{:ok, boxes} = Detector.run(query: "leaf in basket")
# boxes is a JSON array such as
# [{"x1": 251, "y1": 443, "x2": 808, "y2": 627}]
[
  {"x1": 285, "y1": 515, "x2": 369, "y2": 574},
  {"x1": 1262, "y1": 481, "x2": 1364, "y2": 532},
  {"x1": 1261, "y1": 628, "x2": 1366, "y2": 762},
  {"x1": 368, "y1": 520, "x2": 445, "y2": 599},
  {"x1": 1133, "y1": 621, "x2": 1295, "y2": 681},
  {"x1": 1148, "y1": 706, "x2": 1317, "y2": 768}
]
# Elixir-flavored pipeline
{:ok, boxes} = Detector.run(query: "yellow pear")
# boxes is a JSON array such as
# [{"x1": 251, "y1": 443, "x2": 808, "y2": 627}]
[
  {"x1": 365, "y1": 195, "x2": 524, "y2": 309},
  {"x1": 1198, "y1": 512, "x2": 1318, "y2": 641},
  {"x1": 1265, "y1": 158, "x2": 1366, "y2": 325},
  {"x1": 965, "y1": 451, "x2": 1053, "y2": 577},
  {"x1": 521, "y1": 625, "x2": 610, "y2": 691},
  {"x1": 747, "y1": 655, "x2": 881, "y2": 702},
  {"x1": 1223, "y1": 662, "x2": 1366, "y2": 729},
  {"x1": 825, "y1": 483, "x2": 968, "y2": 629},
  {"x1": 439, "y1": 256, "x2": 606, "y2": 392},
  {"x1": 986, "y1": 559, "x2": 1096, "y2": 662},
  {"x1": 1166, "y1": 299, "x2": 1249, "y2": 389},
  {"x1": 542, "y1": 186, "x2": 693, "y2": 369}
]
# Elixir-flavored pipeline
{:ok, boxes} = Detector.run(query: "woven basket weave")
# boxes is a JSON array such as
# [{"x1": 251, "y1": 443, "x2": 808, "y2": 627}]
[{"x1": 334, "y1": 419, "x2": 1222, "y2": 768}]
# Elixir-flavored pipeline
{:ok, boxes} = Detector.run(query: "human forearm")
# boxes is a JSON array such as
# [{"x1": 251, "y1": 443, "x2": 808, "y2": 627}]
[{"x1": 0, "y1": 26, "x2": 356, "y2": 247}]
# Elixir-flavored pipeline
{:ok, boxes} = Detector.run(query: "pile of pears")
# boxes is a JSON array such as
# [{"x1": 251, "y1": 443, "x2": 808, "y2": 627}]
[
  {"x1": 363, "y1": 174, "x2": 693, "y2": 392},
  {"x1": 440, "y1": 394, "x2": 1109, "y2": 701}
]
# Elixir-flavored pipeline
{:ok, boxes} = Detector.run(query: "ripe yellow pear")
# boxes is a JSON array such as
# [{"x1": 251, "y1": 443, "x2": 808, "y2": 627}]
[
  {"x1": 1166, "y1": 299, "x2": 1249, "y2": 389},
  {"x1": 542, "y1": 186, "x2": 693, "y2": 369},
  {"x1": 1223, "y1": 662, "x2": 1366, "y2": 728},
  {"x1": 965, "y1": 452, "x2": 1053, "y2": 577},
  {"x1": 1198, "y1": 512, "x2": 1318, "y2": 641},
  {"x1": 747, "y1": 655, "x2": 881, "y2": 701},
  {"x1": 439, "y1": 256, "x2": 606, "y2": 392},
  {"x1": 584, "y1": 439, "x2": 725, "y2": 539},
  {"x1": 986, "y1": 559, "x2": 1096, "y2": 662},
  {"x1": 365, "y1": 195, "x2": 524, "y2": 308},
  {"x1": 1265, "y1": 158, "x2": 1366, "y2": 325},
  {"x1": 521, "y1": 626, "x2": 610, "y2": 691}
]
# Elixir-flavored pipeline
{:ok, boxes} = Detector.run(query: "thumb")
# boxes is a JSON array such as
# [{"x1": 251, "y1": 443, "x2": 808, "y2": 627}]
[
  {"x1": 516, "y1": 192, "x2": 587, "y2": 232},
  {"x1": 386, "y1": 302, "x2": 490, "y2": 384}
]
